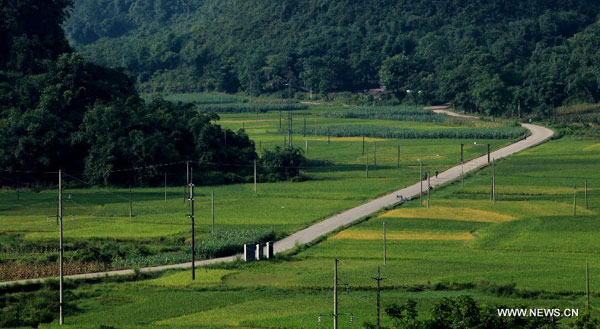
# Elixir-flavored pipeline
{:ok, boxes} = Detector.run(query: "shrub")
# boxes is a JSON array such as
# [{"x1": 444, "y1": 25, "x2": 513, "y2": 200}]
[{"x1": 259, "y1": 146, "x2": 306, "y2": 181}]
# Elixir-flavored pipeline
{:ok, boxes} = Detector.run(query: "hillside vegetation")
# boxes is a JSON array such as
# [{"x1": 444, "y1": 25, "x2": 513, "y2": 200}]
[{"x1": 66, "y1": 0, "x2": 600, "y2": 116}]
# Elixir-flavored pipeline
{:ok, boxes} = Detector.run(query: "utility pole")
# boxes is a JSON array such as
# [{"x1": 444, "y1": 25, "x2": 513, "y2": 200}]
[
  {"x1": 383, "y1": 222, "x2": 387, "y2": 266},
  {"x1": 492, "y1": 159, "x2": 496, "y2": 203},
  {"x1": 366, "y1": 151, "x2": 369, "y2": 178},
  {"x1": 372, "y1": 267, "x2": 386, "y2": 329},
  {"x1": 305, "y1": 138, "x2": 308, "y2": 154},
  {"x1": 287, "y1": 112, "x2": 292, "y2": 147},
  {"x1": 254, "y1": 160, "x2": 257, "y2": 193},
  {"x1": 129, "y1": 186, "x2": 133, "y2": 218},
  {"x1": 574, "y1": 184, "x2": 577, "y2": 217},
  {"x1": 185, "y1": 161, "x2": 190, "y2": 204},
  {"x1": 188, "y1": 183, "x2": 195, "y2": 280},
  {"x1": 374, "y1": 143, "x2": 377, "y2": 169},
  {"x1": 58, "y1": 170, "x2": 64, "y2": 325},
  {"x1": 303, "y1": 117, "x2": 306, "y2": 137},
  {"x1": 585, "y1": 179, "x2": 588, "y2": 209},
  {"x1": 362, "y1": 136, "x2": 365, "y2": 155},
  {"x1": 427, "y1": 172, "x2": 430, "y2": 208},
  {"x1": 334, "y1": 259, "x2": 338, "y2": 329},
  {"x1": 419, "y1": 160, "x2": 423, "y2": 207},
  {"x1": 211, "y1": 190, "x2": 215, "y2": 234},
  {"x1": 586, "y1": 262, "x2": 590, "y2": 311},
  {"x1": 487, "y1": 144, "x2": 491, "y2": 164},
  {"x1": 461, "y1": 144, "x2": 464, "y2": 187}
]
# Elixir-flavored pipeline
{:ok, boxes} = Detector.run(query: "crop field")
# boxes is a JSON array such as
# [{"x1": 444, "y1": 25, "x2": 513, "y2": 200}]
[
  {"x1": 24, "y1": 135, "x2": 600, "y2": 329},
  {"x1": 0, "y1": 100, "x2": 519, "y2": 282}
]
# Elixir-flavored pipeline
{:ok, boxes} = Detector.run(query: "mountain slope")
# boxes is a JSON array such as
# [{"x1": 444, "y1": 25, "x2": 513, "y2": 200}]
[{"x1": 65, "y1": 0, "x2": 600, "y2": 115}]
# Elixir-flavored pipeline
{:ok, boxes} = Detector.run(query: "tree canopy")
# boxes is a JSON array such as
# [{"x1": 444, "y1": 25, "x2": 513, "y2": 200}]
[
  {"x1": 0, "y1": 0, "x2": 257, "y2": 185},
  {"x1": 64, "y1": 0, "x2": 600, "y2": 116}
]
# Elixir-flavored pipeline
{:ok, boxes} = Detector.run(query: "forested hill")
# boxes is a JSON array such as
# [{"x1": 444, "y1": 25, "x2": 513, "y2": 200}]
[{"x1": 65, "y1": 0, "x2": 600, "y2": 116}]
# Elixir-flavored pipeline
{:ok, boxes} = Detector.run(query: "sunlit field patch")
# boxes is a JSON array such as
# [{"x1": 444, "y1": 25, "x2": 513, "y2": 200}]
[
  {"x1": 380, "y1": 206, "x2": 515, "y2": 222},
  {"x1": 146, "y1": 269, "x2": 237, "y2": 287},
  {"x1": 583, "y1": 143, "x2": 600, "y2": 151},
  {"x1": 155, "y1": 294, "x2": 325, "y2": 327},
  {"x1": 331, "y1": 230, "x2": 474, "y2": 241},
  {"x1": 456, "y1": 185, "x2": 597, "y2": 196}
]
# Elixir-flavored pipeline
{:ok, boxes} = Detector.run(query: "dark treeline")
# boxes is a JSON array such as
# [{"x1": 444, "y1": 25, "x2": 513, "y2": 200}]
[
  {"x1": 65, "y1": 0, "x2": 600, "y2": 116},
  {"x1": 0, "y1": 0, "x2": 258, "y2": 185}
]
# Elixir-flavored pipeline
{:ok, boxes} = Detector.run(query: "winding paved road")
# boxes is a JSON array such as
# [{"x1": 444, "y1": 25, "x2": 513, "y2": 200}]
[{"x1": 1, "y1": 114, "x2": 554, "y2": 287}]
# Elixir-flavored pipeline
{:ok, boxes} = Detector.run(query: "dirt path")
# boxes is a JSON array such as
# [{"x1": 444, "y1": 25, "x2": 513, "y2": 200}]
[{"x1": 1, "y1": 114, "x2": 554, "y2": 286}]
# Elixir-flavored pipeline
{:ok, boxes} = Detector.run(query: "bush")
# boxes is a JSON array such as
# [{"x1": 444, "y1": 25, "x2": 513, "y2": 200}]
[
  {"x1": 0, "y1": 285, "x2": 64, "y2": 327},
  {"x1": 259, "y1": 146, "x2": 306, "y2": 181}
]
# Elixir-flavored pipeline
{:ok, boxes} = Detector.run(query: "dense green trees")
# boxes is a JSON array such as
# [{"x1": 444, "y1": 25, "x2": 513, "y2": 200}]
[
  {"x1": 65, "y1": 0, "x2": 600, "y2": 116},
  {"x1": 0, "y1": 0, "x2": 257, "y2": 185},
  {"x1": 363, "y1": 296, "x2": 600, "y2": 329}
]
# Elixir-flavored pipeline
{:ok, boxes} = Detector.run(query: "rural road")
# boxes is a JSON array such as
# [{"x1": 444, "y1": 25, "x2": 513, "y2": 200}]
[{"x1": 1, "y1": 114, "x2": 554, "y2": 286}]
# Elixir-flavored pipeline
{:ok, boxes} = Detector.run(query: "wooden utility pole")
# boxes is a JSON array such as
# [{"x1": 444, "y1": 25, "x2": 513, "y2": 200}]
[
  {"x1": 586, "y1": 262, "x2": 590, "y2": 311},
  {"x1": 487, "y1": 144, "x2": 491, "y2": 164},
  {"x1": 334, "y1": 259, "x2": 338, "y2": 329},
  {"x1": 58, "y1": 170, "x2": 64, "y2": 325},
  {"x1": 419, "y1": 160, "x2": 423, "y2": 207},
  {"x1": 574, "y1": 184, "x2": 577, "y2": 217},
  {"x1": 254, "y1": 160, "x2": 257, "y2": 193},
  {"x1": 585, "y1": 179, "x2": 588, "y2": 209},
  {"x1": 188, "y1": 183, "x2": 195, "y2": 280},
  {"x1": 383, "y1": 222, "x2": 387, "y2": 266},
  {"x1": 493, "y1": 159, "x2": 496, "y2": 203},
  {"x1": 362, "y1": 136, "x2": 365, "y2": 155},
  {"x1": 305, "y1": 138, "x2": 308, "y2": 154},
  {"x1": 372, "y1": 267, "x2": 386, "y2": 329},
  {"x1": 427, "y1": 172, "x2": 430, "y2": 208},
  {"x1": 461, "y1": 144, "x2": 464, "y2": 187},
  {"x1": 211, "y1": 190, "x2": 215, "y2": 234},
  {"x1": 129, "y1": 186, "x2": 133, "y2": 218},
  {"x1": 366, "y1": 151, "x2": 369, "y2": 178},
  {"x1": 374, "y1": 143, "x2": 377, "y2": 169}
]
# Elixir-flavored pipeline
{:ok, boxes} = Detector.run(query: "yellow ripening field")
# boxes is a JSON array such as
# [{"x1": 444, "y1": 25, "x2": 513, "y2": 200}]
[
  {"x1": 379, "y1": 206, "x2": 515, "y2": 222},
  {"x1": 331, "y1": 230, "x2": 474, "y2": 241}
]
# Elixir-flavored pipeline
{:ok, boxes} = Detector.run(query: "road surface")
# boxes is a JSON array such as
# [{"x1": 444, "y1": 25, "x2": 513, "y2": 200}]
[{"x1": 1, "y1": 118, "x2": 553, "y2": 286}]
